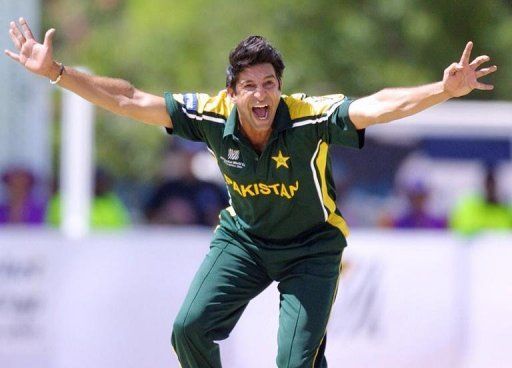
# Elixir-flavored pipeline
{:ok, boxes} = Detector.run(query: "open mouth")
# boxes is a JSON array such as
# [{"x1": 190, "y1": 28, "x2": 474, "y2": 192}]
[{"x1": 252, "y1": 105, "x2": 269, "y2": 120}]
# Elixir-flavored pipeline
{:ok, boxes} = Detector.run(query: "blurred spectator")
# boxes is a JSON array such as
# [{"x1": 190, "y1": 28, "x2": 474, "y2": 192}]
[
  {"x1": 144, "y1": 142, "x2": 228, "y2": 226},
  {"x1": 384, "y1": 181, "x2": 446, "y2": 229},
  {"x1": 0, "y1": 167, "x2": 46, "y2": 225},
  {"x1": 450, "y1": 166, "x2": 512, "y2": 235},
  {"x1": 46, "y1": 167, "x2": 130, "y2": 229}
]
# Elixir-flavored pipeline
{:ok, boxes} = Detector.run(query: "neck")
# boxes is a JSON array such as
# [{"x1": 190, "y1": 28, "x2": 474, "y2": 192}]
[{"x1": 239, "y1": 122, "x2": 272, "y2": 154}]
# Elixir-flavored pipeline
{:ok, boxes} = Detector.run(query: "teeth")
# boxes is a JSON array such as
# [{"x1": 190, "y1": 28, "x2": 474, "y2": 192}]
[{"x1": 252, "y1": 105, "x2": 269, "y2": 120}]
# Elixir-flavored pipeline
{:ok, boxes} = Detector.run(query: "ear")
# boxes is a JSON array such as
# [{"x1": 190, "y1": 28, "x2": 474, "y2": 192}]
[{"x1": 227, "y1": 87, "x2": 237, "y2": 102}]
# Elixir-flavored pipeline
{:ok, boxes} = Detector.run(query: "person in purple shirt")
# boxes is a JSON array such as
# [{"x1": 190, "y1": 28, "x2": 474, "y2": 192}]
[
  {"x1": 393, "y1": 181, "x2": 446, "y2": 229},
  {"x1": 0, "y1": 167, "x2": 46, "y2": 225}
]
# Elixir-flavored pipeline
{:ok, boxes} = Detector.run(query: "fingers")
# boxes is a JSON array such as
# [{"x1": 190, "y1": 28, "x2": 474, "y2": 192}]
[
  {"x1": 8, "y1": 28, "x2": 22, "y2": 50},
  {"x1": 4, "y1": 49, "x2": 20, "y2": 62},
  {"x1": 445, "y1": 63, "x2": 457, "y2": 76},
  {"x1": 446, "y1": 62, "x2": 463, "y2": 76},
  {"x1": 19, "y1": 17, "x2": 35, "y2": 40},
  {"x1": 475, "y1": 82, "x2": 494, "y2": 91},
  {"x1": 476, "y1": 65, "x2": 498, "y2": 78},
  {"x1": 470, "y1": 55, "x2": 490, "y2": 69},
  {"x1": 459, "y1": 41, "x2": 473, "y2": 65},
  {"x1": 43, "y1": 28, "x2": 56, "y2": 48},
  {"x1": 9, "y1": 21, "x2": 25, "y2": 46}
]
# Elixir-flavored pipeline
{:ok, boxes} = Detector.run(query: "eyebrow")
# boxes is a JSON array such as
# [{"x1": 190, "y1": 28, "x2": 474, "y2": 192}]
[{"x1": 240, "y1": 74, "x2": 277, "y2": 84}]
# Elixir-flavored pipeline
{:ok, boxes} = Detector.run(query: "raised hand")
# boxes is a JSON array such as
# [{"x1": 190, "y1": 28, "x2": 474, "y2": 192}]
[
  {"x1": 5, "y1": 18, "x2": 57, "y2": 78},
  {"x1": 443, "y1": 41, "x2": 497, "y2": 98}
]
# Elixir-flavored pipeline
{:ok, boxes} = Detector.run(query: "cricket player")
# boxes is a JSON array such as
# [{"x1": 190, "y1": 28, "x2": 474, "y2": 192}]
[{"x1": 6, "y1": 17, "x2": 496, "y2": 368}]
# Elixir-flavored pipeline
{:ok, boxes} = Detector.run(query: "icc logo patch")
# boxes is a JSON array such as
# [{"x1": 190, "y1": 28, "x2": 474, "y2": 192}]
[
  {"x1": 228, "y1": 148, "x2": 240, "y2": 161},
  {"x1": 221, "y1": 148, "x2": 244, "y2": 168}
]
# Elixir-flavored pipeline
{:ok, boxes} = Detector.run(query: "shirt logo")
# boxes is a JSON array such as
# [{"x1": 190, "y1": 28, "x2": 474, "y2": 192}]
[
  {"x1": 272, "y1": 150, "x2": 290, "y2": 169},
  {"x1": 183, "y1": 93, "x2": 198, "y2": 111},
  {"x1": 228, "y1": 148, "x2": 240, "y2": 161},
  {"x1": 220, "y1": 148, "x2": 245, "y2": 169},
  {"x1": 224, "y1": 174, "x2": 299, "y2": 199}
]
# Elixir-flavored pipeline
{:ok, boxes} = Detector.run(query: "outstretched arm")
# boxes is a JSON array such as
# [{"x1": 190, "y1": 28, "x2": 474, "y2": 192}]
[
  {"x1": 348, "y1": 41, "x2": 497, "y2": 129},
  {"x1": 5, "y1": 18, "x2": 172, "y2": 128}
]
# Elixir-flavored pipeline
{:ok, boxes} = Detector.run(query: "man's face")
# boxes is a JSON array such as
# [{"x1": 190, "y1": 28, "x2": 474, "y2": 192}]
[{"x1": 228, "y1": 63, "x2": 281, "y2": 137}]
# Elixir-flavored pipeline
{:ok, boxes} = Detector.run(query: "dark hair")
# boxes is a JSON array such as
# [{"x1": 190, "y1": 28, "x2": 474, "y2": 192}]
[
  {"x1": 2, "y1": 167, "x2": 36, "y2": 187},
  {"x1": 226, "y1": 35, "x2": 285, "y2": 90}
]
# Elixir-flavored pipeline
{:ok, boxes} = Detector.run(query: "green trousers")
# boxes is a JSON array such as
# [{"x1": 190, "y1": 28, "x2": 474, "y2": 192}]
[{"x1": 172, "y1": 212, "x2": 346, "y2": 368}]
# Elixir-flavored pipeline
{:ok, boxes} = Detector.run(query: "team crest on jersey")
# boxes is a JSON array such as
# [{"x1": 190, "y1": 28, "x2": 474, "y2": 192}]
[
  {"x1": 221, "y1": 148, "x2": 245, "y2": 169},
  {"x1": 272, "y1": 150, "x2": 290, "y2": 169}
]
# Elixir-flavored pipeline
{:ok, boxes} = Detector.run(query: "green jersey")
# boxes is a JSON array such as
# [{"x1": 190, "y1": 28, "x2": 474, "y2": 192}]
[{"x1": 165, "y1": 90, "x2": 364, "y2": 240}]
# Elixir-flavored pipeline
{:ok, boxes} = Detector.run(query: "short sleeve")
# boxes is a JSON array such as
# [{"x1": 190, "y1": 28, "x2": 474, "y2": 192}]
[
  {"x1": 164, "y1": 92, "x2": 208, "y2": 142},
  {"x1": 327, "y1": 97, "x2": 365, "y2": 148},
  {"x1": 164, "y1": 91, "x2": 232, "y2": 145},
  {"x1": 286, "y1": 94, "x2": 365, "y2": 148}
]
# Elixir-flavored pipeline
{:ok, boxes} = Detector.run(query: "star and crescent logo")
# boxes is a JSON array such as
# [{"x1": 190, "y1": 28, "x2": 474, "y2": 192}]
[{"x1": 272, "y1": 150, "x2": 290, "y2": 169}]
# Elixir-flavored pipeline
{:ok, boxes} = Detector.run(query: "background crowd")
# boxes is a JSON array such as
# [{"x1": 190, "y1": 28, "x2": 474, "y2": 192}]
[{"x1": 1, "y1": 135, "x2": 511, "y2": 235}]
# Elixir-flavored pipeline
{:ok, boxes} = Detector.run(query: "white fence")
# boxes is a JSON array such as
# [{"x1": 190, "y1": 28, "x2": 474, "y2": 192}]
[{"x1": 0, "y1": 228, "x2": 511, "y2": 368}]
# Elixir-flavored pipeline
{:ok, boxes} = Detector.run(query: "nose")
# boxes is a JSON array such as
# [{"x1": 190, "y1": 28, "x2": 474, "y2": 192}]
[{"x1": 254, "y1": 85, "x2": 265, "y2": 100}]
